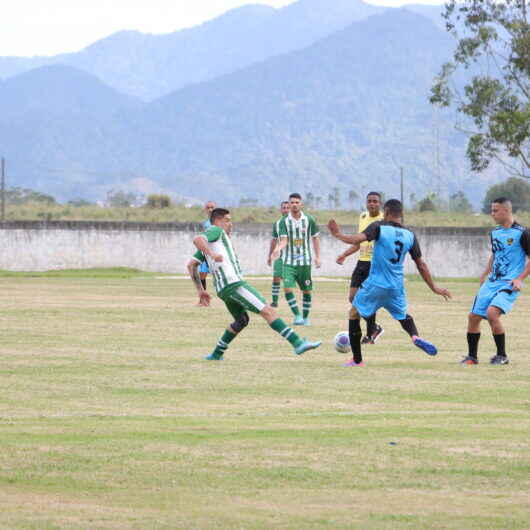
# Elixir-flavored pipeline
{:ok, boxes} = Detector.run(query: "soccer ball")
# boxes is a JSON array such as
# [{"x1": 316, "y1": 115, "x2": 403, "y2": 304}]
[{"x1": 334, "y1": 331, "x2": 350, "y2": 353}]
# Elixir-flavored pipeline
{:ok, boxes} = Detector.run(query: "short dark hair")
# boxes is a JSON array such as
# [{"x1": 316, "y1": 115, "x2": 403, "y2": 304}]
[
  {"x1": 281, "y1": 201, "x2": 290, "y2": 207},
  {"x1": 210, "y1": 207, "x2": 230, "y2": 223},
  {"x1": 289, "y1": 193, "x2": 302, "y2": 200},
  {"x1": 492, "y1": 197, "x2": 511, "y2": 205},
  {"x1": 367, "y1": 191, "x2": 382, "y2": 199},
  {"x1": 384, "y1": 199, "x2": 403, "y2": 216}
]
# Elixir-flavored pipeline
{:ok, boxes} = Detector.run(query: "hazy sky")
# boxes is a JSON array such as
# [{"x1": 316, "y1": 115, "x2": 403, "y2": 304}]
[{"x1": 1, "y1": 0, "x2": 444, "y2": 57}]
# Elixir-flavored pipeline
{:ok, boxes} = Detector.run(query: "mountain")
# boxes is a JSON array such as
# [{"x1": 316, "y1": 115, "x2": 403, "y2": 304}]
[
  {"x1": 0, "y1": 0, "x2": 384, "y2": 100},
  {"x1": 0, "y1": 9, "x2": 497, "y2": 205}
]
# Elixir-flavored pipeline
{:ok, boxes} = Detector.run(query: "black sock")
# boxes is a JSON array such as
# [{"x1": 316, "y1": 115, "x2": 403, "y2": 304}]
[
  {"x1": 349, "y1": 319, "x2": 362, "y2": 364},
  {"x1": 399, "y1": 314, "x2": 418, "y2": 337},
  {"x1": 200, "y1": 278, "x2": 207, "y2": 290},
  {"x1": 365, "y1": 314, "x2": 376, "y2": 337},
  {"x1": 493, "y1": 333, "x2": 506, "y2": 356},
  {"x1": 467, "y1": 332, "x2": 480, "y2": 359}
]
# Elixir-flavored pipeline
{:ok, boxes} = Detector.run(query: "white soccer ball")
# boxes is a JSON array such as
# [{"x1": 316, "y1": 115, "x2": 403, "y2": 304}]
[{"x1": 334, "y1": 331, "x2": 350, "y2": 353}]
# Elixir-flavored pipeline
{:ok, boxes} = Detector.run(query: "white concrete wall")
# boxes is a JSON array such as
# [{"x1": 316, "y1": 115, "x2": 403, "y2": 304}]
[{"x1": 0, "y1": 226, "x2": 491, "y2": 277}]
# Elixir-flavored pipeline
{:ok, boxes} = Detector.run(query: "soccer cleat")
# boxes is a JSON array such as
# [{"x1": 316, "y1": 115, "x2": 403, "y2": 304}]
[
  {"x1": 204, "y1": 352, "x2": 224, "y2": 361},
  {"x1": 303, "y1": 317, "x2": 311, "y2": 326},
  {"x1": 370, "y1": 325, "x2": 384, "y2": 343},
  {"x1": 460, "y1": 356, "x2": 478, "y2": 365},
  {"x1": 412, "y1": 336, "x2": 438, "y2": 356},
  {"x1": 490, "y1": 355, "x2": 509, "y2": 365},
  {"x1": 343, "y1": 359, "x2": 365, "y2": 367},
  {"x1": 271, "y1": 302, "x2": 278, "y2": 308},
  {"x1": 294, "y1": 339, "x2": 322, "y2": 356},
  {"x1": 293, "y1": 315, "x2": 304, "y2": 326},
  {"x1": 361, "y1": 336, "x2": 371, "y2": 345}
]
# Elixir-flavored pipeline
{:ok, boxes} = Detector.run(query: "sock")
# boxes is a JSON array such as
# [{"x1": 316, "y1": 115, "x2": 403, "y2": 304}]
[
  {"x1": 399, "y1": 314, "x2": 419, "y2": 337},
  {"x1": 285, "y1": 292, "x2": 300, "y2": 316},
  {"x1": 365, "y1": 314, "x2": 376, "y2": 337},
  {"x1": 349, "y1": 319, "x2": 362, "y2": 364},
  {"x1": 493, "y1": 333, "x2": 506, "y2": 356},
  {"x1": 271, "y1": 281, "x2": 281, "y2": 305},
  {"x1": 270, "y1": 318, "x2": 303, "y2": 347},
  {"x1": 200, "y1": 278, "x2": 207, "y2": 290},
  {"x1": 211, "y1": 329, "x2": 236, "y2": 357},
  {"x1": 467, "y1": 332, "x2": 480, "y2": 359},
  {"x1": 302, "y1": 293, "x2": 312, "y2": 319}
]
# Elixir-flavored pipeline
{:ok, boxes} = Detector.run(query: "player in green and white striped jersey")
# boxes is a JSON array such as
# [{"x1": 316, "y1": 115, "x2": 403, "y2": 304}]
[
  {"x1": 188, "y1": 208, "x2": 321, "y2": 360},
  {"x1": 267, "y1": 201, "x2": 291, "y2": 307},
  {"x1": 271, "y1": 193, "x2": 321, "y2": 326}
]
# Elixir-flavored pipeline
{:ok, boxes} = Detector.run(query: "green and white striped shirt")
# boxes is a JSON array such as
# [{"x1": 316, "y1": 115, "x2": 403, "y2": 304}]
[
  {"x1": 278, "y1": 212, "x2": 319, "y2": 266},
  {"x1": 272, "y1": 215, "x2": 287, "y2": 260},
  {"x1": 192, "y1": 226, "x2": 243, "y2": 294}
]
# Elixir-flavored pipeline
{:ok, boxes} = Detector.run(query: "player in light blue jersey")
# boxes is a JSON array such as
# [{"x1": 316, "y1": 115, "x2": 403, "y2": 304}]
[
  {"x1": 463, "y1": 197, "x2": 530, "y2": 366},
  {"x1": 328, "y1": 199, "x2": 451, "y2": 366},
  {"x1": 199, "y1": 201, "x2": 216, "y2": 291}
]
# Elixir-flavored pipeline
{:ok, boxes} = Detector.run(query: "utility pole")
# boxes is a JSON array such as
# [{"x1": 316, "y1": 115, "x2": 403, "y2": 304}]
[
  {"x1": 400, "y1": 166, "x2": 405, "y2": 224},
  {"x1": 1, "y1": 157, "x2": 5, "y2": 223}
]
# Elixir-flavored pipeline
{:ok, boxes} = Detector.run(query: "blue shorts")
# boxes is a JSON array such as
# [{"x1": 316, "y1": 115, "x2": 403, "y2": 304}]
[
  {"x1": 471, "y1": 280, "x2": 519, "y2": 318},
  {"x1": 199, "y1": 261, "x2": 210, "y2": 274},
  {"x1": 353, "y1": 283, "x2": 407, "y2": 321}
]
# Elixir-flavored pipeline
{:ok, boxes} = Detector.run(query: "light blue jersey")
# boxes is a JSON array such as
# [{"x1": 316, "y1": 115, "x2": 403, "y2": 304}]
[
  {"x1": 199, "y1": 218, "x2": 213, "y2": 273},
  {"x1": 362, "y1": 221, "x2": 421, "y2": 290},
  {"x1": 489, "y1": 223, "x2": 530, "y2": 282}
]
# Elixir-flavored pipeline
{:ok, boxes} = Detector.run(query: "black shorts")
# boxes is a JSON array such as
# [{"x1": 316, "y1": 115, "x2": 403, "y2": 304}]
[{"x1": 350, "y1": 261, "x2": 371, "y2": 288}]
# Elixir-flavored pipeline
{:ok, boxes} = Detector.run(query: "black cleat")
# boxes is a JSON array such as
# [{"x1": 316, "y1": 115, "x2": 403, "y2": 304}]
[
  {"x1": 370, "y1": 324, "x2": 384, "y2": 344},
  {"x1": 460, "y1": 356, "x2": 478, "y2": 365},
  {"x1": 490, "y1": 355, "x2": 509, "y2": 365}
]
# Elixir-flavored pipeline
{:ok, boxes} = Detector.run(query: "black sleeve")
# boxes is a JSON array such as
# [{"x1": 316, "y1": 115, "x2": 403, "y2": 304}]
[
  {"x1": 409, "y1": 233, "x2": 422, "y2": 260},
  {"x1": 521, "y1": 229, "x2": 530, "y2": 256},
  {"x1": 362, "y1": 221, "x2": 381, "y2": 242}
]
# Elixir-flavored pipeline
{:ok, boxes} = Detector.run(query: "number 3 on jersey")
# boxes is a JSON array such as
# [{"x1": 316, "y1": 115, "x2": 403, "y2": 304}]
[{"x1": 390, "y1": 240, "x2": 404, "y2": 264}]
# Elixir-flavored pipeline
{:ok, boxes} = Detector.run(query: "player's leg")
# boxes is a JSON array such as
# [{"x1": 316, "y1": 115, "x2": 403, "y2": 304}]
[
  {"x1": 271, "y1": 258, "x2": 283, "y2": 307},
  {"x1": 283, "y1": 265, "x2": 302, "y2": 324},
  {"x1": 351, "y1": 262, "x2": 382, "y2": 344},
  {"x1": 462, "y1": 283, "x2": 492, "y2": 364},
  {"x1": 486, "y1": 289, "x2": 518, "y2": 365},
  {"x1": 299, "y1": 265, "x2": 313, "y2": 325}
]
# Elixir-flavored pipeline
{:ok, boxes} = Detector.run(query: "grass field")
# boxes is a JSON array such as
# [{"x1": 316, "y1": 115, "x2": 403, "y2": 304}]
[{"x1": 0, "y1": 272, "x2": 529, "y2": 529}]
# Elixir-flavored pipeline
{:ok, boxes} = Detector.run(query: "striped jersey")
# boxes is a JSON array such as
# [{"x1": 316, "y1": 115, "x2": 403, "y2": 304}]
[
  {"x1": 357, "y1": 210, "x2": 384, "y2": 262},
  {"x1": 272, "y1": 215, "x2": 287, "y2": 260},
  {"x1": 278, "y1": 212, "x2": 319, "y2": 266},
  {"x1": 192, "y1": 226, "x2": 243, "y2": 294}
]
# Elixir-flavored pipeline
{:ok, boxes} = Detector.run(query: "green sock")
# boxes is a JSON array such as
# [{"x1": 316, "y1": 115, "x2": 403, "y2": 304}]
[
  {"x1": 270, "y1": 318, "x2": 303, "y2": 347},
  {"x1": 211, "y1": 329, "x2": 237, "y2": 357},
  {"x1": 272, "y1": 281, "x2": 281, "y2": 305},
  {"x1": 302, "y1": 293, "x2": 312, "y2": 319},
  {"x1": 285, "y1": 292, "x2": 300, "y2": 316}
]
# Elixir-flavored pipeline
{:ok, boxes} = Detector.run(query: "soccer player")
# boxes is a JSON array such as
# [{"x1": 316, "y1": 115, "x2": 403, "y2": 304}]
[
  {"x1": 462, "y1": 197, "x2": 530, "y2": 365},
  {"x1": 336, "y1": 191, "x2": 385, "y2": 344},
  {"x1": 328, "y1": 199, "x2": 451, "y2": 366},
  {"x1": 199, "y1": 201, "x2": 216, "y2": 290},
  {"x1": 188, "y1": 208, "x2": 322, "y2": 360},
  {"x1": 272, "y1": 193, "x2": 321, "y2": 326},
  {"x1": 268, "y1": 200, "x2": 291, "y2": 307}
]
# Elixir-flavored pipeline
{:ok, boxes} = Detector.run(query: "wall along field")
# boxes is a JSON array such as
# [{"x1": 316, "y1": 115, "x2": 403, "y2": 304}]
[{"x1": 0, "y1": 271, "x2": 528, "y2": 528}]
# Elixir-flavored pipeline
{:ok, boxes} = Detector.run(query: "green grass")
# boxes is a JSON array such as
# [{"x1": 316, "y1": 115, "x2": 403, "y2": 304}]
[
  {"x1": 0, "y1": 275, "x2": 528, "y2": 528},
  {"x1": 5, "y1": 201, "x2": 530, "y2": 227}
]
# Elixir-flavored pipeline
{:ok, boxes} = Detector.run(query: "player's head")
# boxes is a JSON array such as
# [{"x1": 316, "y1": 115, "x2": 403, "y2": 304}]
[
  {"x1": 366, "y1": 192, "x2": 382, "y2": 215},
  {"x1": 289, "y1": 193, "x2": 303, "y2": 213},
  {"x1": 383, "y1": 199, "x2": 403, "y2": 220},
  {"x1": 210, "y1": 208, "x2": 232, "y2": 232},
  {"x1": 280, "y1": 201, "x2": 290, "y2": 215},
  {"x1": 204, "y1": 201, "x2": 216, "y2": 216},
  {"x1": 491, "y1": 197, "x2": 513, "y2": 224}
]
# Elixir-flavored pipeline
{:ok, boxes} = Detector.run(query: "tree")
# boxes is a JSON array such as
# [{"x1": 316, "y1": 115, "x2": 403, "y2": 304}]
[
  {"x1": 6, "y1": 187, "x2": 56, "y2": 205},
  {"x1": 482, "y1": 176, "x2": 530, "y2": 212},
  {"x1": 107, "y1": 189, "x2": 136, "y2": 208},
  {"x1": 449, "y1": 191, "x2": 473, "y2": 213},
  {"x1": 418, "y1": 196, "x2": 437, "y2": 212},
  {"x1": 431, "y1": 0, "x2": 530, "y2": 179},
  {"x1": 146, "y1": 194, "x2": 171, "y2": 208}
]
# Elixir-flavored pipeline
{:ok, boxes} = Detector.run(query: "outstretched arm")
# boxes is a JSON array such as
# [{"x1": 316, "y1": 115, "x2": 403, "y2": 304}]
[
  {"x1": 337, "y1": 243, "x2": 360, "y2": 265},
  {"x1": 187, "y1": 259, "x2": 211, "y2": 306},
  {"x1": 327, "y1": 219, "x2": 367, "y2": 245},
  {"x1": 414, "y1": 257, "x2": 451, "y2": 300}
]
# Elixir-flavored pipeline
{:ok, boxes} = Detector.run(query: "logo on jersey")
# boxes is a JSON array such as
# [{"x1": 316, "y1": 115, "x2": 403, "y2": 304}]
[
  {"x1": 293, "y1": 238, "x2": 304, "y2": 247},
  {"x1": 507, "y1": 238, "x2": 514, "y2": 246}
]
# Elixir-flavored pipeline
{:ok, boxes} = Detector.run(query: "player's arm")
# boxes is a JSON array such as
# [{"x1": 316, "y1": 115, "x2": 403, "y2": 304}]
[
  {"x1": 187, "y1": 258, "x2": 211, "y2": 306},
  {"x1": 327, "y1": 219, "x2": 367, "y2": 245},
  {"x1": 267, "y1": 238, "x2": 276, "y2": 266},
  {"x1": 336, "y1": 243, "x2": 360, "y2": 265},
  {"x1": 512, "y1": 230, "x2": 530, "y2": 291},
  {"x1": 312, "y1": 235, "x2": 321, "y2": 268},
  {"x1": 413, "y1": 258, "x2": 451, "y2": 300},
  {"x1": 193, "y1": 234, "x2": 223, "y2": 262},
  {"x1": 271, "y1": 236, "x2": 288, "y2": 261},
  {"x1": 479, "y1": 254, "x2": 493, "y2": 285}
]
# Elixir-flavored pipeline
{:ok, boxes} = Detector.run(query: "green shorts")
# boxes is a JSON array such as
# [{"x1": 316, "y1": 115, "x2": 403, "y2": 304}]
[
  {"x1": 219, "y1": 281, "x2": 267, "y2": 319},
  {"x1": 273, "y1": 258, "x2": 284, "y2": 278},
  {"x1": 283, "y1": 265, "x2": 313, "y2": 291}
]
